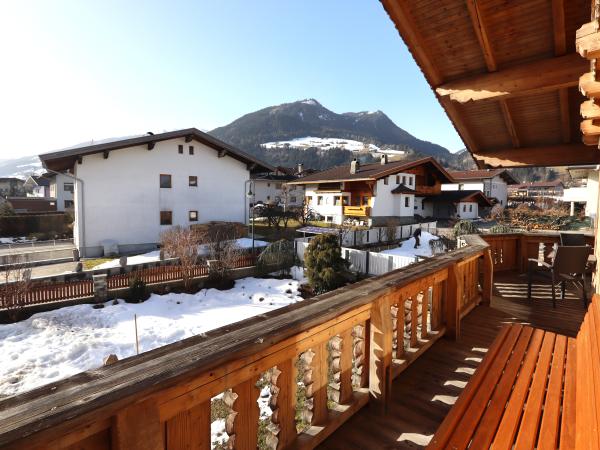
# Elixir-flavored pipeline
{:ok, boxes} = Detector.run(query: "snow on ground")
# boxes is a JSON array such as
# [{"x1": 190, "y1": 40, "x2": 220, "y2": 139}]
[
  {"x1": 0, "y1": 275, "x2": 304, "y2": 398},
  {"x1": 380, "y1": 231, "x2": 439, "y2": 258},
  {"x1": 0, "y1": 237, "x2": 29, "y2": 244},
  {"x1": 262, "y1": 136, "x2": 381, "y2": 152},
  {"x1": 91, "y1": 238, "x2": 270, "y2": 269}
]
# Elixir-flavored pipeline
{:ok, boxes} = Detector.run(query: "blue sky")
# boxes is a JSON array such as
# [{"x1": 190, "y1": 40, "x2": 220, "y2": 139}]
[{"x1": 0, "y1": 0, "x2": 463, "y2": 159}]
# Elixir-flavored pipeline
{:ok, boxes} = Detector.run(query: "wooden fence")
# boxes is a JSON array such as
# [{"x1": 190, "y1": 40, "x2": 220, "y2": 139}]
[
  {"x1": 0, "y1": 255, "x2": 257, "y2": 309},
  {"x1": 0, "y1": 234, "x2": 492, "y2": 450}
]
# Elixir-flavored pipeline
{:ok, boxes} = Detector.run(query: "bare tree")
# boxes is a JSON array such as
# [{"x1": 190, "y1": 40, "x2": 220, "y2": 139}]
[
  {"x1": 160, "y1": 226, "x2": 201, "y2": 292},
  {"x1": 0, "y1": 255, "x2": 32, "y2": 322},
  {"x1": 296, "y1": 197, "x2": 316, "y2": 226}
]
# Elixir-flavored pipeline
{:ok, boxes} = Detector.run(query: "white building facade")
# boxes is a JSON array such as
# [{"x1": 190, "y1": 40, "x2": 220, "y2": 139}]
[
  {"x1": 39, "y1": 129, "x2": 271, "y2": 257},
  {"x1": 442, "y1": 169, "x2": 518, "y2": 207}
]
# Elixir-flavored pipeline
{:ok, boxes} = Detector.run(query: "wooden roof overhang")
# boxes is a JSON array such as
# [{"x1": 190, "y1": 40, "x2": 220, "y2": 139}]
[{"x1": 382, "y1": 0, "x2": 598, "y2": 168}]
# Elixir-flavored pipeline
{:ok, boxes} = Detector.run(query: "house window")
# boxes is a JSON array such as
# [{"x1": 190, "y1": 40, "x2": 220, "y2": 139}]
[
  {"x1": 306, "y1": 196, "x2": 312, "y2": 204},
  {"x1": 275, "y1": 183, "x2": 282, "y2": 189},
  {"x1": 189, "y1": 176, "x2": 198, "y2": 187},
  {"x1": 459, "y1": 183, "x2": 465, "y2": 190},
  {"x1": 178, "y1": 145, "x2": 183, "y2": 154},
  {"x1": 469, "y1": 204, "x2": 473, "y2": 212},
  {"x1": 64, "y1": 200, "x2": 74, "y2": 209},
  {"x1": 267, "y1": 195, "x2": 271, "y2": 201},
  {"x1": 405, "y1": 196, "x2": 410, "y2": 207},
  {"x1": 396, "y1": 175, "x2": 400, "y2": 184},
  {"x1": 402, "y1": 175, "x2": 406, "y2": 185},
  {"x1": 290, "y1": 196, "x2": 297, "y2": 203},
  {"x1": 160, "y1": 174, "x2": 172, "y2": 188},
  {"x1": 189, "y1": 210, "x2": 198, "y2": 222},
  {"x1": 362, "y1": 196, "x2": 369, "y2": 206},
  {"x1": 267, "y1": 183, "x2": 271, "y2": 187},
  {"x1": 334, "y1": 197, "x2": 341, "y2": 206},
  {"x1": 408, "y1": 176, "x2": 413, "y2": 186},
  {"x1": 463, "y1": 204, "x2": 467, "y2": 212},
  {"x1": 317, "y1": 196, "x2": 323, "y2": 205},
  {"x1": 384, "y1": 177, "x2": 389, "y2": 185},
  {"x1": 160, "y1": 211, "x2": 172, "y2": 225},
  {"x1": 189, "y1": 146, "x2": 194, "y2": 155},
  {"x1": 63, "y1": 183, "x2": 74, "y2": 193}
]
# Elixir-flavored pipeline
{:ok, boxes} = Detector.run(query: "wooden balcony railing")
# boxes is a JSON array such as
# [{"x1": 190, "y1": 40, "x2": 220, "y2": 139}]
[
  {"x1": 480, "y1": 231, "x2": 594, "y2": 273},
  {"x1": 0, "y1": 235, "x2": 492, "y2": 450},
  {"x1": 343, "y1": 205, "x2": 371, "y2": 217}
]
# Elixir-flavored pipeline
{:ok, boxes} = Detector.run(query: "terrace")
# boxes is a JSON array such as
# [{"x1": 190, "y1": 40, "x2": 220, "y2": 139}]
[{"x1": 2, "y1": 0, "x2": 600, "y2": 449}]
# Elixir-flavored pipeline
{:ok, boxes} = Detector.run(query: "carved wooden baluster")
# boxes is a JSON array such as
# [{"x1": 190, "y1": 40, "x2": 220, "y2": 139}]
[
  {"x1": 390, "y1": 304, "x2": 398, "y2": 358},
  {"x1": 223, "y1": 389, "x2": 238, "y2": 449},
  {"x1": 266, "y1": 360, "x2": 297, "y2": 450},
  {"x1": 352, "y1": 325, "x2": 366, "y2": 388},
  {"x1": 329, "y1": 336, "x2": 342, "y2": 404},
  {"x1": 339, "y1": 329, "x2": 354, "y2": 404},
  {"x1": 396, "y1": 298, "x2": 405, "y2": 358},
  {"x1": 311, "y1": 340, "x2": 330, "y2": 426},
  {"x1": 300, "y1": 350, "x2": 315, "y2": 426},
  {"x1": 410, "y1": 295, "x2": 418, "y2": 348},
  {"x1": 421, "y1": 287, "x2": 430, "y2": 339}
]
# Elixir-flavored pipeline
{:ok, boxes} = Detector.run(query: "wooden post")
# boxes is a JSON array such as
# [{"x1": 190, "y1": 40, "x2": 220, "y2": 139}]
[
  {"x1": 112, "y1": 399, "x2": 163, "y2": 450},
  {"x1": 369, "y1": 294, "x2": 392, "y2": 415},
  {"x1": 482, "y1": 249, "x2": 493, "y2": 305},
  {"x1": 339, "y1": 328, "x2": 354, "y2": 404},
  {"x1": 312, "y1": 340, "x2": 330, "y2": 425},
  {"x1": 166, "y1": 401, "x2": 211, "y2": 450},
  {"x1": 231, "y1": 377, "x2": 260, "y2": 450},
  {"x1": 446, "y1": 263, "x2": 462, "y2": 340}
]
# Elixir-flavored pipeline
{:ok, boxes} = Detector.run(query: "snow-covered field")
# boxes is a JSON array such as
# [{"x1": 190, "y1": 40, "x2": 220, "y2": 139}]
[
  {"x1": 262, "y1": 136, "x2": 381, "y2": 152},
  {"x1": 381, "y1": 231, "x2": 439, "y2": 258},
  {"x1": 92, "y1": 238, "x2": 270, "y2": 269},
  {"x1": 0, "y1": 273, "x2": 306, "y2": 398}
]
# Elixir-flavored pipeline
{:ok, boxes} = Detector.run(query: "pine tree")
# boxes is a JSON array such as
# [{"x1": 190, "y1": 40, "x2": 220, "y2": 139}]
[{"x1": 304, "y1": 234, "x2": 348, "y2": 294}]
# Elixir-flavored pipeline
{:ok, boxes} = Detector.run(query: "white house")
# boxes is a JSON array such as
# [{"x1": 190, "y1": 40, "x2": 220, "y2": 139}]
[
  {"x1": 251, "y1": 166, "x2": 304, "y2": 208},
  {"x1": 566, "y1": 165, "x2": 600, "y2": 223},
  {"x1": 442, "y1": 169, "x2": 518, "y2": 207},
  {"x1": 24, "y1": 175, "x2": 51, "y2": 198},
  {"x1": 49, "y1": 173, "x2": 75, "y2": 211},
  {"x1": 287, "y1": 156, "x2": 454, "y2": 226},
  {"x1": 39, "y1": 129, "x2": 272, "y2": 257},
  {"x1": 423, "y1": 190, "x2": 492, "y2": 219}
]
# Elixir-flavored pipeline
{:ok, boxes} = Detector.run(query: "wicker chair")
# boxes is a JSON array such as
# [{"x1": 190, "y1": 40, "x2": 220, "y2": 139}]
[{"x1": 527, "y1": 245, "x2": 591, "y2": 308}]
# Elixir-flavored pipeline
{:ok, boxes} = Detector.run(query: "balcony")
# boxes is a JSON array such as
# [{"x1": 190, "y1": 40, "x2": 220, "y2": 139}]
[
  {"x1": 0, "y1": 232, "x2": 591, "y2": 450},
  {"x1": 343, "y1": 205, "x2": 371, "y2": 217}
]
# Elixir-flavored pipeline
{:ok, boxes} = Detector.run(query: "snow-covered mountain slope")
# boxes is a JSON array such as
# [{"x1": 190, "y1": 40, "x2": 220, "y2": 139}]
[{"x1": 0, "y1": 155, "x2": 43, "y2": 179}]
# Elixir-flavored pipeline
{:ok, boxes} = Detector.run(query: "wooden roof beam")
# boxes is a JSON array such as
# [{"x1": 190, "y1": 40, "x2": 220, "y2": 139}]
[
  {"x1": 466, "y1": 0, "x2": 496, "y2": 72},
  {"x1": 499, "y1": 100, "x2": 520, "y2": 148},
  {"x1": 473, "y1": 144, "x2": 600, "y2": 168},
  {"x1": 436, "y1": 53, "x2": 588, "y2": 103},
  {"x1": 580, "y1": 72, "x2": 600, "y2": 98},
  {"x1": 551, "y1": 0, "x2": 571, "y2": 144},
  {"x1": 576, "y1": 21, "x2": 600, "y2": 59},
  {"x1": 582, "y1": 99, "x2": 600, "y2": 119}
]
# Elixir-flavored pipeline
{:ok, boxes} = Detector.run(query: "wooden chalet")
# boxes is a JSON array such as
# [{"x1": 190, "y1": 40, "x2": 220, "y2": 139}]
[{"x1": 2, "y1": 1, "x2": 600, "y2": 450}]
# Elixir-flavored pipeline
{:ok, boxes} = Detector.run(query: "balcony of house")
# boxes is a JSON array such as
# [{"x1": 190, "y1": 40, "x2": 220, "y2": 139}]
[
  {"x1": 0, "y1": 231, "x2": 595, "y2": 450},
  {"x1": 343, "y1": 204, "x2": 371, "y2": 217}
]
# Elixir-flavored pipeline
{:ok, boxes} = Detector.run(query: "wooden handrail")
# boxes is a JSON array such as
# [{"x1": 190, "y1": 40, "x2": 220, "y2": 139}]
[{"x1": 0, "y1": 236, "x2": 490, "y2": 450}]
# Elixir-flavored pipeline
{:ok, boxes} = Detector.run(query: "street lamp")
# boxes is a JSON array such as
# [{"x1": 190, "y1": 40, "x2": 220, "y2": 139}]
[{"x1": 245, "y1": 180, "x2": 256, "y2": 254}]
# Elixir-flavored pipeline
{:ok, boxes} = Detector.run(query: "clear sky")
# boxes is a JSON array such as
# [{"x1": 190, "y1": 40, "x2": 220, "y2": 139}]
[{"x1": 0, "y1": 0, "x2": 463, "y2": 159}]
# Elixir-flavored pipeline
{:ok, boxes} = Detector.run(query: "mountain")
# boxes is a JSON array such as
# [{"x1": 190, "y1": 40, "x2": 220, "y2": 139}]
[
  {"x1": 210, "y1": 99, "x2": 461, "y2": 170},
  {"x1": 0, "y1": 155, "x2": 43, "y2": 179}
]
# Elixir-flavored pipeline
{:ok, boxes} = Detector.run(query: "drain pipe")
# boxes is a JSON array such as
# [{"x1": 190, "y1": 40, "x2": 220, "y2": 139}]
[{"x1": 44, "y1": 168, "x2": 85, "y2": 257}]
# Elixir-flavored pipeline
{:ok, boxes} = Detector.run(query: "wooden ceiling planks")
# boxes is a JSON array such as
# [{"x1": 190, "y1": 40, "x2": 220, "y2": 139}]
[{"x1": 381, "y1": 0, "x2": 598, "y2": 168}]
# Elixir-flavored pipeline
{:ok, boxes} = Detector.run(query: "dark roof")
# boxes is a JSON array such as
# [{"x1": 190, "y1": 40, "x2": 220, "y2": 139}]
[
  {"x1": 38, "y1": 128, "x2": 273, "y2": 173},
  {"x1": 511, "y1": 180, "x2": 564, "y2": 189},
  {"x1": 449, "y1": 169, "x2": 519, "y2": 185},
  {"x1": 287, "y1": 157, "x2": 454, "y2": 184},
  {"x1": 30, "y1": 175, "x2": 50, "y2": 187},
  {"x1": 424, "y1": 190, "x2": 493, "y2": 207},
  {"x1": 390, "y1": 184, "x2": 415, "y2": 194}
]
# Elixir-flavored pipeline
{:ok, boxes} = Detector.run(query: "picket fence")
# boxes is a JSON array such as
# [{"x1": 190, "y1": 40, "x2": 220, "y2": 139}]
[{"x1": 296, "y1": 241, "x2": 418, "y2": 276}]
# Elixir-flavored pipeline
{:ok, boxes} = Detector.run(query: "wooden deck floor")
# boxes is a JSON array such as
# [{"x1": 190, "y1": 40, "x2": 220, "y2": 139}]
[{"x1": 317, "y1": 271, "x2": 587, "y2": 450}]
